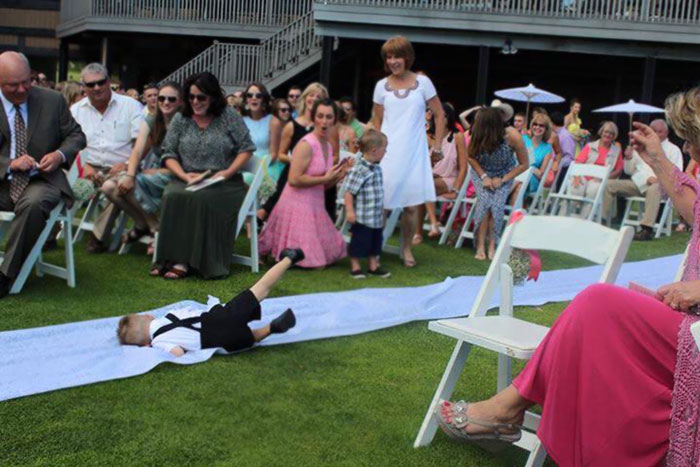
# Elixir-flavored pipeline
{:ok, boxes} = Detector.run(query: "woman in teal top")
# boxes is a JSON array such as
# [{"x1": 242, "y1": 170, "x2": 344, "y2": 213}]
[
  {"x1": 522, "y1": 113, "x2": 553, "y2": 194},
  {"x1": 242, "y1": 83, "x2": 285, "y2": 182}
]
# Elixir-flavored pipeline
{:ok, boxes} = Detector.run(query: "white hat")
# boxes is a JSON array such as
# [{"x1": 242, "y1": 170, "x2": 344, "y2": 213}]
[{"x1": 490, "y1": 99, "x2": 514, "y2": 122}]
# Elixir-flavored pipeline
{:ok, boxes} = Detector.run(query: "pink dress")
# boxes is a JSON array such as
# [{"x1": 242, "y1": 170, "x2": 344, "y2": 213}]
[
  {"x1": 432, "y1": 134, "x2": 459, "y2": 191},
  {"x1": 512, "y1": 168, "x2": 700, "y2": 466},
  {"x1": 258, "y1": 133, "x2": 347, "y2": 268}
]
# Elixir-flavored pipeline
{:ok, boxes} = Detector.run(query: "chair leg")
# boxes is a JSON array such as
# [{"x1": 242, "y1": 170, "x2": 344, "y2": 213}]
[
  {"x1": 73, "y1": 196, "x2": 98, "y2": 245},
  {"x1": 414, "y1": 340, "x2": 472, "y2": 448},
  {"x1": 63, "y1": 215, "x2": 76, "y2": 287},
  {"x1": 524, "y1": 437, "x2": 548, "y2": 467},
  {"x1": 251, "y1": 209, "x2": 259, "y2": 274},
  {"x1": 109, "y1": 212, "x2": 127, "y2": 252},
  {"x1": 439, "y1": 199, "x2": 460, "y2": 245}
]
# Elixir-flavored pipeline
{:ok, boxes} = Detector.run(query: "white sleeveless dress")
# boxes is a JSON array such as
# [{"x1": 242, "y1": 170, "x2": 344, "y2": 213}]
[{"x1": 373, "y1": 74, "x2": 437, "y2": 209}]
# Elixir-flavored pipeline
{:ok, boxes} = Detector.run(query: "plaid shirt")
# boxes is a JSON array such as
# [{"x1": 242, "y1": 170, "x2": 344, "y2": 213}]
[{"x1": 344, "y1": 157, "x2": 384, "y2": 228}]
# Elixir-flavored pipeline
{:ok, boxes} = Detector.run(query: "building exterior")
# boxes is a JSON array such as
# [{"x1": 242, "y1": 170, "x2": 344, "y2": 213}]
[
  {"x1": 0, "y1": 0, "x2": 62, "y2": 78},
  {"x1": 51, "y1": 0, "x2": 700, "y2": 128}
]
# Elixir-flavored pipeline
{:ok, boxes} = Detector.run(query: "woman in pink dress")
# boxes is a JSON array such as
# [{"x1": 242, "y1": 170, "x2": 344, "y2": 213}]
[
  {"x1": 437, "y1": 86, "x2": 700, "y2": 465},
  {"x1": 259, "y1": 99, "x2": 346, "y2": 268}
]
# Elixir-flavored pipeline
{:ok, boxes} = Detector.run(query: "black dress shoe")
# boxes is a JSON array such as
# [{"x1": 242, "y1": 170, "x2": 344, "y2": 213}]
[
  {"x1": 633, "y1": 227, "x2": 654, "y2": 241},
  {"x1": 87, "y1": 234, "x2": 107, "y2": 253},
  {"x1": 279, "y1": 248, "x2": 305, "y2": 265},
  {"x1": 0, "y1": 273, "x2": 12, "y2": 299}
]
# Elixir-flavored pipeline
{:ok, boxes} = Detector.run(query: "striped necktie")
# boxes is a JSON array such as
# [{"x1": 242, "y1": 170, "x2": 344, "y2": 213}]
[{"x1": 10, "y1": 104, "x2": 30, "y2": 203}]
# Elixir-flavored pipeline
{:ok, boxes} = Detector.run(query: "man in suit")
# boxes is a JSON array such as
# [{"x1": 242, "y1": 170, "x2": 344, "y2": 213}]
[{"x1": 0, "y1": 51, "x2": 86, "y2": 297}]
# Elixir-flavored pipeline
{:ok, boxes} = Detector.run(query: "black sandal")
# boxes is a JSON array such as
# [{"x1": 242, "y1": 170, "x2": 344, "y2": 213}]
[{"x1": 124, "y1": 227, "x2": 151, "y2": 244}]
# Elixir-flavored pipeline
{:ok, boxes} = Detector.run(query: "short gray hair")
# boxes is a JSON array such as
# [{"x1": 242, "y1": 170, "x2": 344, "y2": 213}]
[
  {"x1": 80, "y1": 63, "x2": 109, "y2": 82},
  {"x1": 598, "y1": 121, "x2": 619, "y2": 140}
]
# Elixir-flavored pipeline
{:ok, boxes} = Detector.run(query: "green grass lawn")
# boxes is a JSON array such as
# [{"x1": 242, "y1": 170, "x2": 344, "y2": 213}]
[{"x1": 0, "y1": 231, "x2": 689, "y2": 466}]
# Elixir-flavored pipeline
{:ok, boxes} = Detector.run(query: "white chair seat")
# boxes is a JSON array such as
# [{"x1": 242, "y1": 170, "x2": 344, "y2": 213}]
[{"x1": 430, "y1": 316, "x2": 549, "y2": 359}]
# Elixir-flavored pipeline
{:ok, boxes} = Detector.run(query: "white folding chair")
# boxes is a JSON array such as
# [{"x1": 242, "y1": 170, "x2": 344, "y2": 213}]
[
  {"x1": 527, "y1": 157, "x2": 554, "y2": 215},
  {"x1": 420, "y1": 168, "x2": 473, "y2": 246},
  {"x1": 504, "y1": 167, "x2": 534, "y2": 221},
  {"x1": 0, "y1": 162, "x2": 82, "y2": 294},
  {"x1": 621, "y1": 196, "x2": 673, "y2": 238},
  {"x1": 231, "y1": 155, "x2": 267, "y2": 273},
  {"x1": 72, "y1": 191, "x2": 126, "y2": 251},
  {"x1": 414, "y1": 214, "x2": 634, "y2": 466},
  {"x1": 543, "y1": 162, "x2": 611, "y2": 222}
]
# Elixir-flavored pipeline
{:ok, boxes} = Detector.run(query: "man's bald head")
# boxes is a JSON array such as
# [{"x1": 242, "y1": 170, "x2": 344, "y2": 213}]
[
  {"x1": 650, "y1": 119, "x2": 669, "y2": 141},
  {"x1": 0, "y1": 51, "x2": 32, "y2": 105}
]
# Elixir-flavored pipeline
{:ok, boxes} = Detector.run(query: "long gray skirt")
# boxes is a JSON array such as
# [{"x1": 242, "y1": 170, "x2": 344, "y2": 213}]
[{"x1": 156, "y1": 175, "x2": 246, "y2": 279}]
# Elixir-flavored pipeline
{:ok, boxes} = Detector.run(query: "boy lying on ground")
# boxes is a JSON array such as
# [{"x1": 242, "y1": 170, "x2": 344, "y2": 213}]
[{"x1": 117, "y1": 249, "x2": 305, "y2": 356}]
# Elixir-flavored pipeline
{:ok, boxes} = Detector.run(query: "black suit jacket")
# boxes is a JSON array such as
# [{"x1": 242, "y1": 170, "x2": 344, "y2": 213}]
[{"x1": 0, "y1": 87, "x2": 86, "y2": 206}]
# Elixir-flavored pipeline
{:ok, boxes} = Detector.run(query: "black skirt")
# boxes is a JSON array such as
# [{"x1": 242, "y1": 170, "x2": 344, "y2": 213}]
[{"x1": 200, "y1": 289, "x2": 261, "y2": 352}]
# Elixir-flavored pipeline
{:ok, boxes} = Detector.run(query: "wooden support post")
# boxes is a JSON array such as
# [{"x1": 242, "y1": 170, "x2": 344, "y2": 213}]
[
  {"x1": 320, "y1": 36, "x2": 334, "y2": 93},
  {"x1": 475, "y1": 46, "x2": 490, "y2": 106}
]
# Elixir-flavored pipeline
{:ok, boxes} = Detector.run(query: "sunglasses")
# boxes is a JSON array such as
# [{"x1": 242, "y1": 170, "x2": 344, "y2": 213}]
[
  {"x1": 246, "y1": 92, "x2": 264, "y2": 99},
  {"x1": 188, "y1": 93, "x2": 209, "y2": 102},
  {"x1": 288, "y1": 94, "x2": 300, "y2": 99},
  {"x1": 531, "y1": 123, "x2": 546, "y2": 129},
  {"x1": 279, "y1": 108, "x2": 291, "y2": 112},
  {"x1": 84, "y1": 78, "x2": 108, "y2": 88},
  {"x1": 158, "y1": 95, "x2": 178, "y2": 103}
]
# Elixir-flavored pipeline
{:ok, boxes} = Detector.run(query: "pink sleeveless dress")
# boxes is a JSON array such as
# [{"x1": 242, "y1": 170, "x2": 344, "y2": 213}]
[
  {"x1": 511, "y1": 167, "x2": 700, "y2": 466},
  {"x1": 432, "y1": 134, "x2": 459, "y2": 191},
  {"x1": 258, "y1": 133, "x2": 347, "y2": 268}
]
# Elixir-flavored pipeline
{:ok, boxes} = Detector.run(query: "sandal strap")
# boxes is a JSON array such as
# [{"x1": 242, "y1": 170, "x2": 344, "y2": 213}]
[{"x1": 448, "y1": 401, "x2": 522, "y2": 431}]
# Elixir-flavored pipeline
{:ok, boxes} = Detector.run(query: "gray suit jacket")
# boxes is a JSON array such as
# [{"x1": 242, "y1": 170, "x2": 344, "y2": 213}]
[{"x1": 0, "y1": 87, "x2": 86, "y2": 206}]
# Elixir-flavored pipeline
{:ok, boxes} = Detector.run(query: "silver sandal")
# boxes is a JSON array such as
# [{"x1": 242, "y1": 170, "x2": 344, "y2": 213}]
[{"x1": 436, "y1": 400, "x2": 523, "y2": 445}]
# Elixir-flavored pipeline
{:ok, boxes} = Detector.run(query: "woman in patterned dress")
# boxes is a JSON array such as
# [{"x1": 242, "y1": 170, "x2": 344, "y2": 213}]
[{"x1": 467, "y1": 108, "x2": 528, "y2": 260}]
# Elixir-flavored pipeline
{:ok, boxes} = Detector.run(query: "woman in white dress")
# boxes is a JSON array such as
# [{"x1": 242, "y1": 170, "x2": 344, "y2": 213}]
[{"x1": 371, "y1": 36, "x2": 445, "y2": 267}]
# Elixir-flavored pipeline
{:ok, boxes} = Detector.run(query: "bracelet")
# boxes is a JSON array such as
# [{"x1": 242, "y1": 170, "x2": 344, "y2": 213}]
[
  {"x1": 480, "y1": 173, "x2": 488, "y2": 180},
  {"x1": 122, "y1": 174, "x2": 135, "y2": 179}
]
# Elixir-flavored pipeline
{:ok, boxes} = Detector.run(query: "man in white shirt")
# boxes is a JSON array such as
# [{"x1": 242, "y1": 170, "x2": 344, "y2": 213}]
[
  {"x1": 603, "y1": 119, "x2": 683, "y2": 241},
  {"x1": 70, "y1": 63, "x2": 142, "y2": 252}
]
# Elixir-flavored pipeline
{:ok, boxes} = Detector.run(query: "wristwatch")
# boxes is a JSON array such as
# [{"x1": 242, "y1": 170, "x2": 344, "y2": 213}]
[{"x1": 480, "y1": 173, "x2": 488, "y2": 180}]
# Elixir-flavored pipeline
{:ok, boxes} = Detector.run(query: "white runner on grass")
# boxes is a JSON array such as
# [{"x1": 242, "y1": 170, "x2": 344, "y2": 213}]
[{"x1": 0, "y1": 254, "x2": 683, "y2": 402}]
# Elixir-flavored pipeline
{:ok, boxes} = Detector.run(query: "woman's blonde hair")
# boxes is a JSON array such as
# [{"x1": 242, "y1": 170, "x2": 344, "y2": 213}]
[
  {"x1": 666, "y1": 87, "x2": 700, "y2": 148},
  {"x1": 530, "y1": 113, "x2": 552, "y2": 141},
  {"x1": 60, "y1": 80, "x2": 83, "y2": 106},
  {"x1": 297, "y1": 82, "x2": 329, "y2": 116},
  {"x1": 597, "y1": 121, "x2": 619, "y2": 140},
  {"x1": 358, "y1": 129, "x2": 387, "y2": 153},
  {"x1": 380, "y1": 35, "x2": 415, "y2": 73}
]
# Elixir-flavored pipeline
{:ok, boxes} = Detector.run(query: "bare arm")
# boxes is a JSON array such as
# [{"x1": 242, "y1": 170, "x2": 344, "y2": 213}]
[
  {"x1": 277, "y1": 121, "x2": 294, "y2": 164},
  {"x1": 164, "y1": 158, "x2": 192, "y2": 183},
  {"x1": 269, "y1": 116, "x2": 283, "y2": 162},
  {"x1": 214, "y1": 151, "x2": 252, "y2": 181},
  {"x1": 630, "y1": 122, "x2": 695, "y2": 223},
  {"x1": 343, "y1": 191, "x2": 356, "y2": 224},
  {"x1": 288, "y1": 141, "x2": 338, "y2": 188},
  {"x1": 454, "y1": 132, "x2": 468, "y2": 191},
  {"x1": 428, "y1": 96, "x2": 446, "y2": 154},
  {"x1": 126, "y1": 121, "x2": 153, "y2": 176},
  {"x1": 371, "y1": 103, "x2": 384, "y2": 131},
  {"x1": 170, "y1": 346, "x2": 185, "y2": 357},
  {"x1": 502, "y1": 127, "x2": 529, "y2": 183}
]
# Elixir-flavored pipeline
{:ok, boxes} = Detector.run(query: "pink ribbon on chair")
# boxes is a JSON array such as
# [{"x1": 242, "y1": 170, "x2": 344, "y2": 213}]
[{"x1": 508, "y1": 211, "x2": 542, "y2": 282}]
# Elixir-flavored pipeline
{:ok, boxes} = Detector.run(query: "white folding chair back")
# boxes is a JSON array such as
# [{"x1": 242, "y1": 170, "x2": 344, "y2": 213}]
[
  {"x1": 0, "y1": 161, "x2": 80, "y2": 294},
  {"x1": 543, "y1": 162, "x2": 611, "y2": 222},
  {"x1": 505, "y1": 167, "x2": 534, "y2": 216},
  {"x1": 621, "y1": 196, "x2": 673, "y2": 238},
  {"x1": 419, "y1": 168, "x2": 473, "y2": 246},
  {"x1": 414, "y1": 213, "x2": 634, "y2": 467},
  {"x1": 527, "y1": 157, "x2": 554, "y2": 215},
  {"x1": 231, "y1": 155, "x2": 267, "y2": 273}
]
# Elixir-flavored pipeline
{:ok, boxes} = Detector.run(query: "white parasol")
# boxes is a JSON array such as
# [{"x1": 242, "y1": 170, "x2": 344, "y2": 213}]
[
  {"x1": 494, "y1": 83, "x2": 565, "y2": 122},
  {"x1": 593, "y1": 99, "x2": 665, "y2": 132}
]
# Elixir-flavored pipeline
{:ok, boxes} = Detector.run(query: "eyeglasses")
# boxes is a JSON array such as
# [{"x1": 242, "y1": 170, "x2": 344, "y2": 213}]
[
  {"x1": 246, "y1": 92, "x2": 264, "y2": 99},
  {"x1": 188, "y1": 93, "x2": 209, "y2": 102},
  {"x1": 83, "y1": 78, "x2": 108, "y2": 89},
  {"x1": 158, "y1": 96, "x2": 178, "y2": 103},
  {"x1": 531, "y1": 123, "x2": 546, "y2": 129},
  {"x1": 288, "y1": 93, "x2": 300, "y2": 99},
  {"x1": 279, "y1": 108, "x2": 291, "y2": 113}
]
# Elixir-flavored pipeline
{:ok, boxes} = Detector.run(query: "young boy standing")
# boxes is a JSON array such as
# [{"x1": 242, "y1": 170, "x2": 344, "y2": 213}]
[
  {"x1": 344, "y1": 130, "x2": 390, "y2": 279},
  {"x1": 117, "y1": 249, "x2": 305, "y2": 356}
]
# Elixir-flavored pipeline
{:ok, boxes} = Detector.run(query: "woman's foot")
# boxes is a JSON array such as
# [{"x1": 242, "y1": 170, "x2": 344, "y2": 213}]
[
  {"x1": 146, "y1": 241, "x2": 155, "y2": 257},
  {"x1": 676, "y1": 223, "x2": 687, "y2": 232},
  {"x1": 150, "y1": 264, "x2": 166, "y2": 277},
  {"x1": 427, "y1": 223, "x2": 441, "y2": 239},
  {"x1": 487, "y1": 242, "x2": 496, "y2": 260},
  {"x1": 412, "y1": 234, "x2": 423, "y2": 245},
  {"x1": 438, "y1": 399, "x2": 524, "y2": 439},
  {"x1": 475, "y1": 249, "x2": 487, "y2": 261},
  {"x1": 402, "y1": 248, "x2": 417, "y2": 268},
  {"x1": 164, "y1": 264, "x2": 188, "y2": 280}
]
